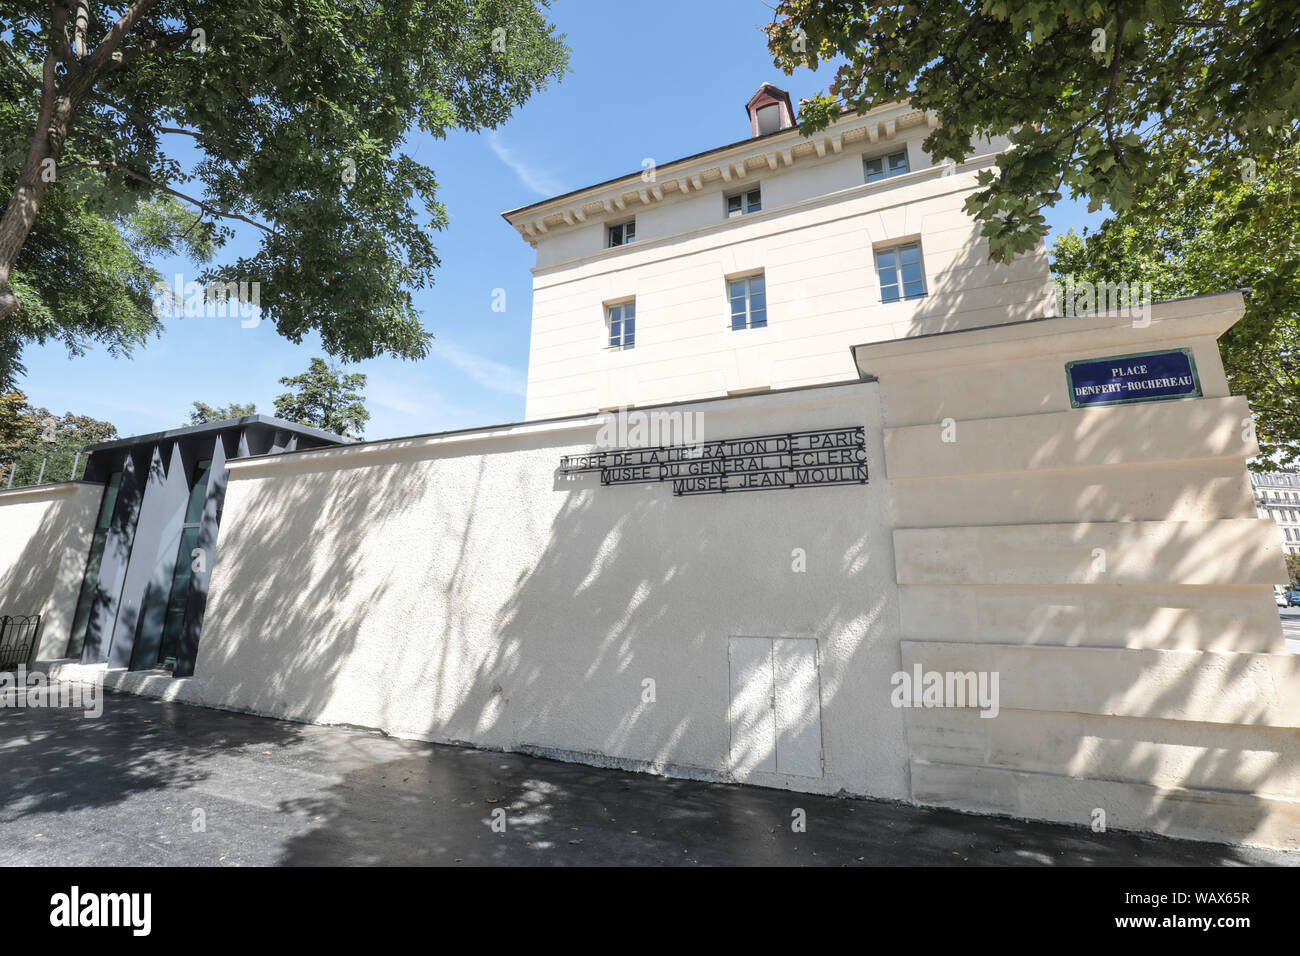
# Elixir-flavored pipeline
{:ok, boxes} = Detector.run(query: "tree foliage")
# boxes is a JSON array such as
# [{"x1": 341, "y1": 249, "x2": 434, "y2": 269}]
[
  {"x1": 187, "y1": 400, "x2": 255, "y2": 424},
  {"x1": 0, "y1": 389, "x2": 39, "y2": 457},
  {"x1": 273, "y1": 357, "x2": 367, "y2": 439},
  {"x1": 0, "y1": 0, "x2": 569, "y2": 385},
  {"x1": 1050, "y1": 134, "x2": 1300, "y2": 469},
  {"x1": 0, "y1": 390, "x2": 116, "y2": 485},
  {"x1": 768, "y1": 1, "x2": 1300, "y2": 263}
]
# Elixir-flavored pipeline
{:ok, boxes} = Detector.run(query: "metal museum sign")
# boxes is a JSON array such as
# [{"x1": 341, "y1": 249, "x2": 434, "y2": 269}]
[{"x1": 559, "y1": 426, "x2": 869, "y2": 496}]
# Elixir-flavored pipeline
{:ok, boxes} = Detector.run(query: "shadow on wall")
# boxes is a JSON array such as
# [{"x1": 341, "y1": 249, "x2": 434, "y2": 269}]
[
  {"x1": 903, "y1": 230, "x2": 1052, "y2": 338},
  {"x1": 0, "y1": 489, "x2": 98, "y2": 660},
  {"x1": 163, "y1": 393, "x2": 1299, "y2": 849},
  {"x1": 193, "y1": 420, "x2": 888, "y2": 790},
  {"x1": 1077, "y1": 499, "x2": 1295, "y2": 838},
  {"x1": 191, "y1": 455, "x2": 429, "y2": 724},
  {"x1": 891, "y1": 385, "x2": 1299, "y2": 843}
]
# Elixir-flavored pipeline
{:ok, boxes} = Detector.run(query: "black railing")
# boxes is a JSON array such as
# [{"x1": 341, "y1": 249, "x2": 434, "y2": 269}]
[{"x1": 0, "y1": 615, "x2": 40, "y2": 670}]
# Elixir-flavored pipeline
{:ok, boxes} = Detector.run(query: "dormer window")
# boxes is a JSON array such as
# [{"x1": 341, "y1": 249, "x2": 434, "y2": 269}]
[
  {"x1": 754, "y1": 104, "x2": 782, "y2": 135},
  {"x1": 608, "y1": 219, "x2": 636, "y2": 247},
  {"x1": 864, "y1": 150, "x2": 910, "y2": 183},
  {"x1": 745, "y1": 84, "x2": 796, "y2": 138},
  {"x1": 726, "y1": 188, "x2": 761, "y2": 218}
]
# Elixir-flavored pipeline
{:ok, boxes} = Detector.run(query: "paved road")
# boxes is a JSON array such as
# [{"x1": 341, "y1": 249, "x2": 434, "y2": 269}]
[
  {"x1": 1281, "y1": 608, "x2": 1300, "y2": 654},
  {"x1": 0, "y1": 692, "x2": 1294, "y2": 866}
]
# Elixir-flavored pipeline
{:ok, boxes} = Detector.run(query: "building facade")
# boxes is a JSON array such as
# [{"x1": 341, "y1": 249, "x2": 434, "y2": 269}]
[
  {"x1": 1251, "y1": 470, "x2": 1300, "y2": 557},
  {"x1": 505, "y1": 85, "x2": 1053, "y2": 419}
]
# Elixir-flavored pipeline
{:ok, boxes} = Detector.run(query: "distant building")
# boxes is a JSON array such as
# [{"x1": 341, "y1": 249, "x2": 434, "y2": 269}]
[{"x1": 1251, "y1": 469, "x2": 1300, "y2": 556}]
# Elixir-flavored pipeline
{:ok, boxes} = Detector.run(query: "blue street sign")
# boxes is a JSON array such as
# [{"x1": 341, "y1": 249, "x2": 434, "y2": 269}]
[{"x1": 1066, "y1": 348, "x2": 1202, "y2": 408}]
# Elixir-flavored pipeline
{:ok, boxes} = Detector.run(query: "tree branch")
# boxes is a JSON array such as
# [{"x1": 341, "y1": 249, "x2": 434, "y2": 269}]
[
  {"x1": 0, "y1": 40, "x2": 42, "y2": 89},
  {"x1": 81, "y1": 0, "x2": 161, "y2": 79},
  {"x1": 107, "y1": 29, "x2": 192, "y2": 70},
  {"x1": 89, "y1": 94, "x2": 244, "y2": 160},
  {"x1": 1103, "y1": 1, "x2": 1126, "y2": 169},
  {"x1": 73, "y1": 0, "x2": 90, "y2": 58},
  {"x1": 57, "y1": 160, "x2": 294, "y2": 249}
]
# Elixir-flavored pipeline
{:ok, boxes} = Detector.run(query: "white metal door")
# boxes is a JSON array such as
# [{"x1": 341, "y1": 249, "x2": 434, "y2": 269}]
[{"x1": 728, "y1": 637, "x2": 823, "y2": 778}]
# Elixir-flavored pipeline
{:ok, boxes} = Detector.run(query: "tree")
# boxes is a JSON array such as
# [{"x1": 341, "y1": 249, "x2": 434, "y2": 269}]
[
  {"x1": 0, "y1": 389, "x2": 40, "y2": 460},
  {"x1": 274, "y1": 357, "x2": 368, "y2": 439},
  {"x1": 1287, "y1": 553, "x2": 1300, "y2": 588},
  {"x1": 767, "y1": 1, "x2": 1300, "y2": 263},
  {"x1": 0, "y1": 1, "x2": 570, "y2": 386},
  {"x1": 770, "y1": 1, "x2": 1300, "y2": 471},
  {"x1": 1050, "y1": 136, "x2": 1300, "y2": 469},
  {"x1": 0, "y1": 393, "x2": 116, "y2": 485},
  {"x1": 188, "y1": 400, "x2": 255, "y2": 425}
]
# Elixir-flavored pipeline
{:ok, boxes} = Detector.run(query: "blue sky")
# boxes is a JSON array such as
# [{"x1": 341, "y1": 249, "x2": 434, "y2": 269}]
[{"x1": 18, "y1": 0, "x2": 1102, "y2": 441}]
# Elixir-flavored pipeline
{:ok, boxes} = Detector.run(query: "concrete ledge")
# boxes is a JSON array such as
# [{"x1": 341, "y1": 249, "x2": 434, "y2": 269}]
[
  {"x1": 884, "y1": 396, "x2": 1253, "y2": 479},
  {"x1": 895, "y1": 519, "x2": 1285, "y2": 587},
  {"x1": 855, "y1": 291, "x2": 1245, "y2": 377},
  {"x1": 891, "y1": 462, "x2": 1257, "y2": 528},
  {"x1": 41, "y1": 660, "x2": 206, "y2": 704},
  {"x1": 0, "y1": 480, "x2": 99, "y2": 503},
  {"x1": 897, "y1": 584, "x2": 1285, "y2": 652},
  {"x1": 903, "y1": 707, "x2": 1300, "y2": 795},
  {"x1": 910, "y1": 756, "x2": 1300, "y2": 850},
  {"x1": 899, "y1": 640, "x2": 1300, "y2": 727}
]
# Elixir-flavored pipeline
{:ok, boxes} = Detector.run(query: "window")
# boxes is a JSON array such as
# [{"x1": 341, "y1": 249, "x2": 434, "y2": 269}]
[
  {"x1": 607, "y1": 301, "x2": 635, "y2": 349},
  {"x1": 608, "y1": 219, "x2": 635, "y2": 247},
  {"x1": 864, "y1": 149, "x2": 909, "y2": 183},
  {"x1": 726, "y1": 187, "x2": 762, "y2": 218},
  {"x1": 729, "y1": 275, "x2": 767, "y2": 330},
  {"x1": 755, "y1": 104, "x2": 782, "y2": 135},
  {"x1": 875, "y1": 242, "x2": 926, "y2": 302}
]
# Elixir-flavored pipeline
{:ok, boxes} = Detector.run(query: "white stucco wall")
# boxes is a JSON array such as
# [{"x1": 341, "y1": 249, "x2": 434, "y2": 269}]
[
  {"x1": 188, "y1": 383, "x2": 910, "y2": 799},
  {"x1": 0, "y1": 482, "x2": 100, "y2": 660},
  {"x1": 34, "y1": 292, "x2": 1300, "y2": 850}
]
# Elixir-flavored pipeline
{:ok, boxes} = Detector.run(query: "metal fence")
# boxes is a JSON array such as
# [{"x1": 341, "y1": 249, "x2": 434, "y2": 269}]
[{"x1": 0, "y1": 615, "x2": 40, "y2": 670}]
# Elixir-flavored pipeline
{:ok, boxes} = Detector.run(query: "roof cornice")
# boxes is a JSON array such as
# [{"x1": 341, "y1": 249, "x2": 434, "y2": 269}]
[{"x1": 500, "y1": 100, "x2": 934, "y2": 243}]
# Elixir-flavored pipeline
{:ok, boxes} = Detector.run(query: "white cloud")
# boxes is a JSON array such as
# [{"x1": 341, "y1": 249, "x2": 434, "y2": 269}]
[
  {"x1": 487, "y1": 132, "x2": 568, "y2": 198},
  {"x1": 432, "y1": 341, "x2": 527, "y2": 397}
]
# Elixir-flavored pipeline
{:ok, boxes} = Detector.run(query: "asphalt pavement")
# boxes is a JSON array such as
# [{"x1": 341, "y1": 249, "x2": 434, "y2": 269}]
[
  {"x1": 0, "y1": 691, "x2": 1295, "y2": 867},
  {"x1": 1280, "y1": 607, "x2": 1300, "y2": 654}
]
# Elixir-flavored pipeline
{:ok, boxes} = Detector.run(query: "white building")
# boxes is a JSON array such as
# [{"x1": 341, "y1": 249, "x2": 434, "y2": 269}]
[
  {"x1": 1251, "y1": 470, "x2": 1300, "y2": 556},
  {"x1": 505, "y1": 84, "x2": 1053, "y2": 419}
]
